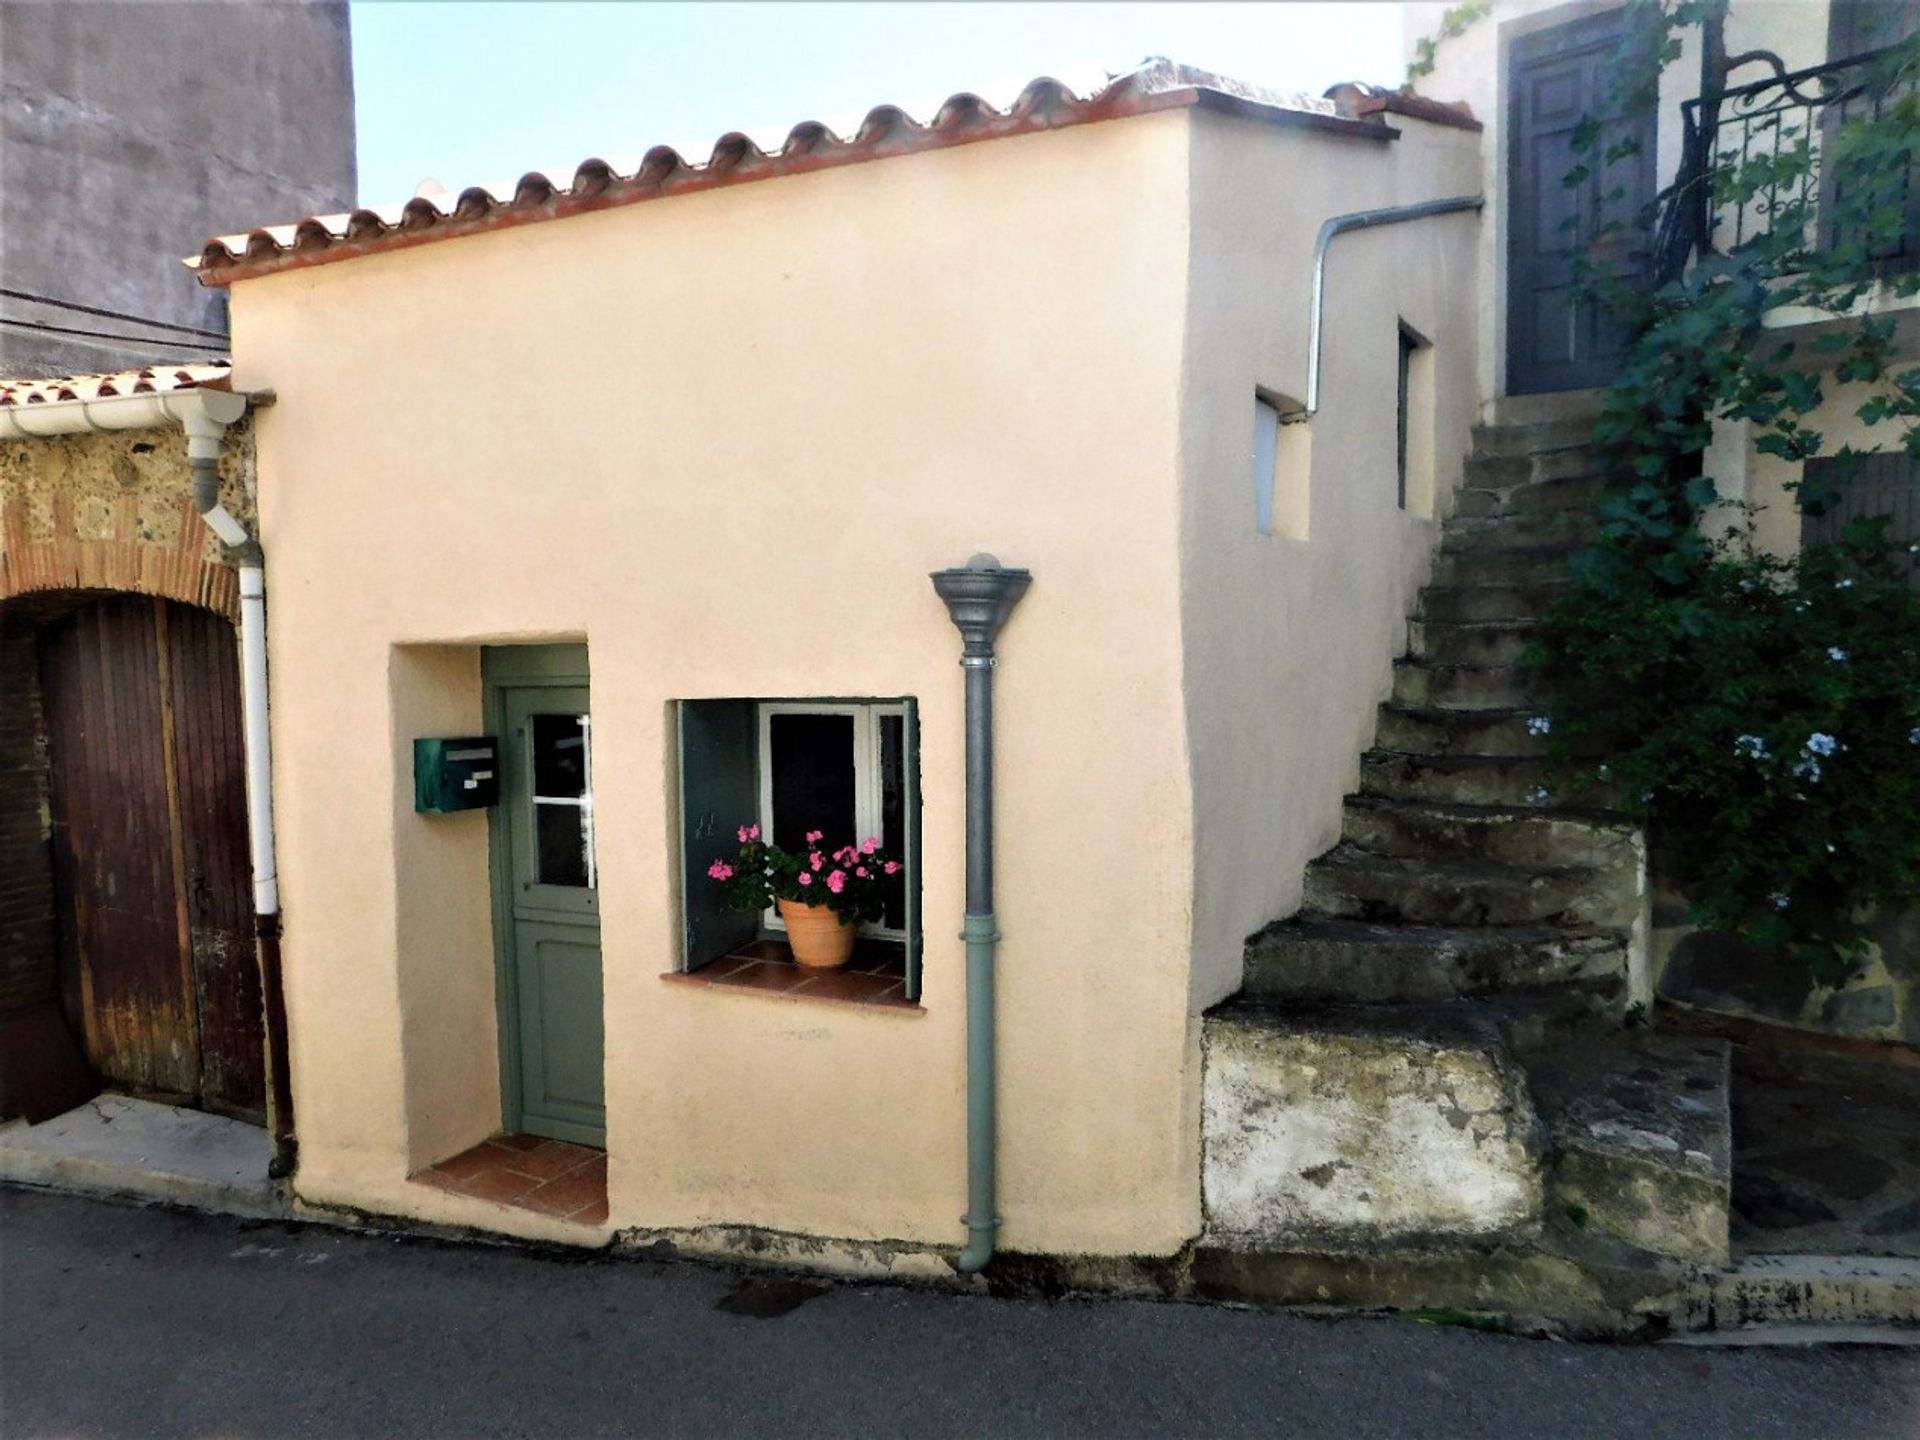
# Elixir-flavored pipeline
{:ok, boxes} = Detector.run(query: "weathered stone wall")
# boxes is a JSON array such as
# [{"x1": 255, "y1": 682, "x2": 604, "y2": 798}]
[
  {"x1": 0, "y1": 417, "x2": 256, "y2": 620},
  {"x1": 1652, "y1": 881, "x2": 1920, "y2": 1049}
]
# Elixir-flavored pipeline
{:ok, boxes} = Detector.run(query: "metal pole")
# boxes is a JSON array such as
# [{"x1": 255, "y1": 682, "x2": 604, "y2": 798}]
[
  {"x1": 931, "y1": 554, "x2": 1031, "y2": 1274},
  {"x1": 1287, "y1": 194, "x2": 1485, "y2": 423}
]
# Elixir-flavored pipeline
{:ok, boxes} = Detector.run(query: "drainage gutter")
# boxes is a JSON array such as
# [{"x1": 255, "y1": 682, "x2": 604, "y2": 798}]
[
  {"x1": 1285, "y1": 194, "x2": 1485, "y2": 423},
  {"x1": 931, "y1": 554, "x2": 1031, "y2": 1274}
]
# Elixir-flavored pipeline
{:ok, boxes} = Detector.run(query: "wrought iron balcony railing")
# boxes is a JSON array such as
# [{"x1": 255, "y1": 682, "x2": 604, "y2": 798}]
[{"x1": 1654, "y1": 45, "x2": 1918, "y2": 287}]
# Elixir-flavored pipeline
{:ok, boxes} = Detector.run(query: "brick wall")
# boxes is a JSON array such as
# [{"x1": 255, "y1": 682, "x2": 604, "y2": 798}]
[{"x1": 0, "y1": 621, "x2": 57, "y2": 1017}]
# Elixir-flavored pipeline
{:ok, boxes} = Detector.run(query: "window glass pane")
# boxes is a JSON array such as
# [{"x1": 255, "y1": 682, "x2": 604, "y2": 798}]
[
  {"x1": 879, "y1": 714, "x2": 906, "y2": 931},
  {"x1": 532, "y1": 713, "x2": 588, "y2": 797},
  {"x1": 769, "y1": 713, "x2": 856, "y2": 852},
  {"x1": 1252, "y1": 398, "x2": 1279, "y2": 536},
  {"x1": 535, "y1": 802, "x2": 590, "y2": 887}
]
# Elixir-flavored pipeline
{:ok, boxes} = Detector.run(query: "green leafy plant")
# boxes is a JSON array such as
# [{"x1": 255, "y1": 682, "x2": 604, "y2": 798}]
[
  {"x1": 1527, "y1": 7, "x2": 1920, "y2": 980},
  {"x1": 708, "y1": 822, "x2": 900, "y2": 924},
  {"x1": 1407, "y1": 0, "x2": 1492, "y2": 82}
]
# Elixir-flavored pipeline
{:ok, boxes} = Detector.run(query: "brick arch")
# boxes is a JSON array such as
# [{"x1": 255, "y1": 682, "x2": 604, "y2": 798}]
[{"x1": 0, "y1": 492, "x2": 239, "y2": 623}]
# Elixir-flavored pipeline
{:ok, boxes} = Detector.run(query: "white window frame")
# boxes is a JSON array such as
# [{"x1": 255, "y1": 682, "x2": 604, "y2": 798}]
[
  {"x1": 529, "y1": 711, "x2": 596, "y2": 890},
  {"x1": 756, "y1": 700, "x2": 908, "y2": 941}
]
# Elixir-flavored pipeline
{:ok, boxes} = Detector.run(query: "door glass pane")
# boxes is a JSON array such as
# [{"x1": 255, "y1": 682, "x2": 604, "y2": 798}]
[
  {"x1": 532, "y1": 713, "x2": 588, "y2": 797},
  {"x1": 768, "y1": 713, "x2": 855, "y2": 851},
  {"x1": 879, "y1": 714, "x2": 906, "y2": 931},
  {"x1": 534, "y1": 803, "x2": 590, "y2": 888},
  {"x1": 528, "y1": 711, "x2": 593, "y2": 889}
]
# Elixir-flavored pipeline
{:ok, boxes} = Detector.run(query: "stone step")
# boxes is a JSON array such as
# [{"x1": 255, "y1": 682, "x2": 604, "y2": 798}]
[
  {"x1": 1417, "y1": 581, "x2": 1569, "y2": 624},
  {"x1": 1452, "y1": 470, "x2": 1612, "y2": 519},
  {"x1": 1430, "y1": 543, "x2": 1577, "y2": 588},
  {"x1": 1202, "y1": 999, "x2": 1545, "y2": 1250},
  {"x1": 1390, "y1": 658, "x2": 1534, "y2": 711},
  {"x1": 1242, "y1": 915, "x2": 1631, "y2": 1006},
  {"x1": 1470, "y1": 418, "x2": 1600, "y2": 458},
  {"x1": 1676, "y1": 1255, "x2": 1920, "y2": 1334},
  {"x1": 1525, "y1": 1034, "x2": 1733, "y2": 1266},
  {"x1": 1372, "y1": 704, "x2": 1550, "y2": 757},
  {"x1": 1408, "y1": 619, "x2": 1539, "y2": 668},
  {"x1": 1442, "y1": 509, "x2": 1597, "y2": 553},
  {"x1": 1360, "y1": 749, "x2": 1621, "y2": 810},
  {"x1": 1301, "y1": 843, "x2": 1640, "y2": 929},
  {"x1": 1340, "y1": 794, "x2": 1637, "y2": 872}
]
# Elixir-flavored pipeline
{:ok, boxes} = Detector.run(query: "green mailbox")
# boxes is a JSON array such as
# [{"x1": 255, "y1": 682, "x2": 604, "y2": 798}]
[{"x1": 414, "y1": 736, "x2": 500, "y2": 813}]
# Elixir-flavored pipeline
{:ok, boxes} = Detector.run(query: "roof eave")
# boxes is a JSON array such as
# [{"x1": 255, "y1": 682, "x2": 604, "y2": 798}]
[{"x1": 192, "y1": 85, "x2": 1395, "y2": 290}]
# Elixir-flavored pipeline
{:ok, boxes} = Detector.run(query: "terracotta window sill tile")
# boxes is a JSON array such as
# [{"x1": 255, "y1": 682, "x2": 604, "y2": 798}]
[{"x1": 660, "y1": 940, "x2": 922, "y2": 1014}]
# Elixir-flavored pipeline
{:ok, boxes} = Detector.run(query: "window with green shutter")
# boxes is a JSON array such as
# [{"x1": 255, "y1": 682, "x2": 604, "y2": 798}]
[{"x1": 675, "y1": 697, "x2": 923, "y2": 1001}]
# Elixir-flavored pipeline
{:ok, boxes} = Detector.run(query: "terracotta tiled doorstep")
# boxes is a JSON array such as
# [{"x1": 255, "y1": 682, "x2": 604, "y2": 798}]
[{"x1": 413, "y1": 1136, "x2": 608, "y2": 1225}]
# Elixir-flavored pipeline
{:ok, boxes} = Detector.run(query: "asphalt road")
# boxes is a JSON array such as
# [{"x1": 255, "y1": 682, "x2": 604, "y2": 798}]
[{"x1": 2, "y1": 1188, "x2": 1916, "y2": 1439}]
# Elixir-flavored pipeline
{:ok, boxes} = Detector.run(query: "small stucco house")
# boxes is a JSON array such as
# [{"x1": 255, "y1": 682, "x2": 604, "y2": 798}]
[{"x1": 189, "y1": 59, "x2": 1485, "y2": 1256}]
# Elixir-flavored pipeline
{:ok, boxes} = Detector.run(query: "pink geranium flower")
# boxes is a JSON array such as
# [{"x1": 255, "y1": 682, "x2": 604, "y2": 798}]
[
  {"x1": 737, "y1": 823, "x2": 760, "y2": 843},
  {"x1": 826, "y1": 870, "x2": 846, "y2": 893},
  {"x1": 810, "y1": 851, "x2": 824, "y2": 871},
  {"x1": 805, "y1": 830, "x2": 823, "y2": 844},
  {"x1": 707, "y1": 860, "x2": 734, "y2": 881},
  {"x1": 883, "y1": 860, "x2": 901, "y2": 874},
  {"x1": 856, "y1": 866, "x2": 868, "y2": 878},
  {"x1": 797, "y1": 871, "x2": 812, "y2": 887},
  {"x1": 861, "y1": 837, "x2": 879, "y2": 855}
]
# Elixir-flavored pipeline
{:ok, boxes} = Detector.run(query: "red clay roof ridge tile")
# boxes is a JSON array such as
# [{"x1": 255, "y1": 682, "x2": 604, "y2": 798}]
[{"x1": 190, "y1": 57, "x2": 1397, "y2": 288}]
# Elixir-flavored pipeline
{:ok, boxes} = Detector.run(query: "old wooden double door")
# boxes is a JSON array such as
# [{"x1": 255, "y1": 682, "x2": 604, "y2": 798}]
[{"x1": 39, "y1": 595, "x2": 264, "y2": 1120}]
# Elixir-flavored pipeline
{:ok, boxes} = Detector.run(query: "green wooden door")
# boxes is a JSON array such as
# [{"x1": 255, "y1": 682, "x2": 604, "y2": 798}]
[{"x1": 496, "y1": 679, "x2": 604, "y2": 1146}]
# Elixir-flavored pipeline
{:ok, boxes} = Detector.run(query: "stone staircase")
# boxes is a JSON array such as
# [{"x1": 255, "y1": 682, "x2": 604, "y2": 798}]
[{"x1": 1197, "y1": 417, "x2": 1745, "y2": 1334}]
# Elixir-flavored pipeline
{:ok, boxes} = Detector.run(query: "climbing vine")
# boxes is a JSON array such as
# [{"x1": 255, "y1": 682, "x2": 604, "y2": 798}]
[
  {"x1": 1526, "y1": 2, "x2": 1920, "y2": 981},
  {"x1": 1406, "y1": 0, "x2": 1493, "y2": 83}
]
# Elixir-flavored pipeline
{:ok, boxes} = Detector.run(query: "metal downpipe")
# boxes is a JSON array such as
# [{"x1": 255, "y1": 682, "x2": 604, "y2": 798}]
[
  {"x1": 931, "y1": 554, "x2": 1031, "y2": 1275},
  {"x1": 1285, "y1": 194, "x2": 1485, "y2": 423}
]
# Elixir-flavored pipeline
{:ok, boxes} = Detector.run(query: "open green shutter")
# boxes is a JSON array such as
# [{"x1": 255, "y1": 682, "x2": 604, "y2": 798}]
[
  {"x1": 903, "y1": 696, "x2": 923, "y2": 1001},
  {"x1": 677, "y1": 699, "x2": 761, "y2": 971}
]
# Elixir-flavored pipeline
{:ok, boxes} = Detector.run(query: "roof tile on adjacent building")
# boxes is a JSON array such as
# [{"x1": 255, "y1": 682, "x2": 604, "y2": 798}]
[
  {"x1": 0, "y1": 364, "x2": 233, "y2": 407},
  {"x1": 191, "y1": 58, "x2": 1398, "y2": 288}
]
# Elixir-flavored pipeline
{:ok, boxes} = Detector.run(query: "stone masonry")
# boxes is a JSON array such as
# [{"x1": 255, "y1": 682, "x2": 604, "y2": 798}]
[{"x1": 1202, "y1": 417, "x2": 1741, "y2": 1319}]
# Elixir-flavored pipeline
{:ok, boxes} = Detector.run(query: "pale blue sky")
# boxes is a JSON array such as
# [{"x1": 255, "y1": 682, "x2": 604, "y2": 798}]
[{"x1": 350, "y1": 2, "x2": 1406, "y2": 206}]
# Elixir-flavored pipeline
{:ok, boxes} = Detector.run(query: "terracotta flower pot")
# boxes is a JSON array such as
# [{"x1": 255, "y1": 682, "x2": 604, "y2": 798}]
[{"x1": 777, "y1": 897, "x2": 857, "y2": 969}]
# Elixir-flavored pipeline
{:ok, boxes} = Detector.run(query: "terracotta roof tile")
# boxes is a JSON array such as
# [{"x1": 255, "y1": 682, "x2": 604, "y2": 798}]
[
  {"x1": 0, "y1": 363, "x2": 232, "y2": 408},
  {"x1": 192, "y1": 58, "x2": 1395, "y2": 287}
]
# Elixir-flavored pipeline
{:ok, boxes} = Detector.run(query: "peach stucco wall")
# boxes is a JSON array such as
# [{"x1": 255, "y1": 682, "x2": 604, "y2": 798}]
[
  {"x1": 234, "y1": 112, "x2": 1201, "y2": 1255},
  {"x1": 1179, "y1": 111, "x2": 1485, "y2": 1012}
]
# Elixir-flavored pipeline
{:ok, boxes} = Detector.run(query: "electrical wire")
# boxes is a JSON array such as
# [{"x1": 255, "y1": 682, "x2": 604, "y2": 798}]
[
  {"x1": 0, "y1": 288, "x2": 228, "y2": 341},
  {"x1": 0, "y1": 314, "x2": 228, "y2": 351}
]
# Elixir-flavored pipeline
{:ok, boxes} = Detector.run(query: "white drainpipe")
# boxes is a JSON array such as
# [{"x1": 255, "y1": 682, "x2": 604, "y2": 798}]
[{"x1": 177, "y1": 402, "x2": 278, "y2": 919}]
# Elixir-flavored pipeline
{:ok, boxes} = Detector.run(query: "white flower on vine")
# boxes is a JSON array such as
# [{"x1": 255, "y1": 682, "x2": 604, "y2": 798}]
[
  {"x1": 1910, "y1": 727, "x2": 1920, "y2": 746},
  {"x1": 1527, "y1": 785, "x2": 1551, "y2": 805},
  {"x1": 1792, "y1": 756, "x2": 1823, "y2": 783},
  {"x1": 1805, "y1": 732, "x2": 1838, "y2": 757},
  {"x1": 1835, "y1": 578, "x2": 1855, "y2": 590},
  {"x1": 1828, "y1": 647, "x2": 1849, "y2": 663},
  {"x1": 1527, "y1": 716, "x2": 1552, "y2": 737},
  {"x1": 1770, "y1": 891, "x2": 1791, "y2": 910},
  {"x1": 1734, "y1": 734, "x2": 1770, "y2": 760}
]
